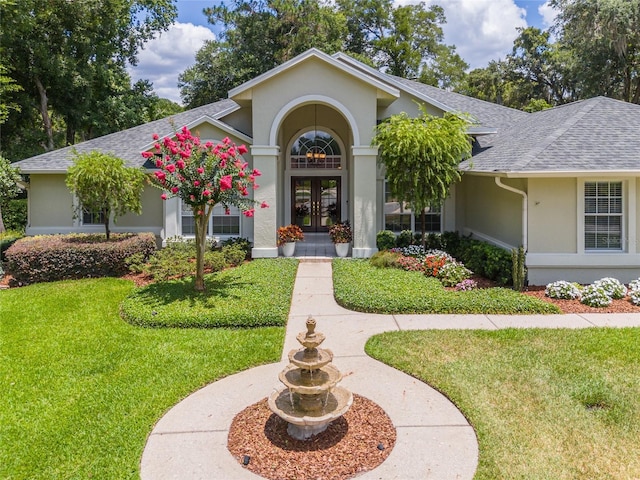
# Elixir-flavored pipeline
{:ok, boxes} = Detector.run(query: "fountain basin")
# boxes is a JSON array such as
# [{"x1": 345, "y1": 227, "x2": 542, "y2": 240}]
[
  {"x1": 288, "y1": 348, "x2": 333, "y2": 371},
  {"x1": 268, "y1": 386, "x2": 353, "y2": 440},
  {"x1": 278, "y1": 363, "x2": 342, "y2": 395}
]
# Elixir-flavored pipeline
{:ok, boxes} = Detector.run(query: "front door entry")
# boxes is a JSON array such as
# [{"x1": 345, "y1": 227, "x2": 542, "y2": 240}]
[{"x1": 292, "y1": 177, "x2": 340, "y2": 232}]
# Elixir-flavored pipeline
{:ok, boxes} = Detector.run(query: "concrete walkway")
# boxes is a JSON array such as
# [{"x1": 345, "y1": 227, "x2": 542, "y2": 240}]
[{"x1": 140, "y1": 260, "x2": 640, "y2": 480}]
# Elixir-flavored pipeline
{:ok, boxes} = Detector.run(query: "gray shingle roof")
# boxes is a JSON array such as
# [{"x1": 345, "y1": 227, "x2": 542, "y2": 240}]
[
  {"x1": 390, "y1": 76, "x2": 529, "y2": 132},
  {"x1": 14, "y1": 99, "x2": 238, "y2": 173},
  {"x1": 460, "y1": 96, "x2": 640, "y2": 173}
]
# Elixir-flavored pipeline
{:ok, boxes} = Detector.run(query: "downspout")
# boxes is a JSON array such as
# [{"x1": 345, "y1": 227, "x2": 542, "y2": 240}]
[{"x1": 494, "y1": 177, "x2": 528, "y2": 252}]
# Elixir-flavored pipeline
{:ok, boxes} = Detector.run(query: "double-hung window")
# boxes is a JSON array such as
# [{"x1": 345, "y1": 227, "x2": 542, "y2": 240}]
[
  {"x1": 584, "y1": 181, "x2": 623, "y2": 251},
  {"x1": 181, "y1": 202, "x2": 240, "y2": 237},
  {"x1": 82, "y1": 208, "x2": 106, "y2": 225},
  {"x1": 384, "y1": 180, "x2": 441, "y2": 233}
]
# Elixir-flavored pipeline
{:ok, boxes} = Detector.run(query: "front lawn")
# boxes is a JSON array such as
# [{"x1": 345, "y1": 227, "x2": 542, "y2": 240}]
[
  {"x1": 366, "y1": 328, "x2": 640, "y2": 479},
  {"x1": 0, "y1": 277, "x2": 285, "y2": 479},
  {"x1": 333, "y1": 259, "x2": 559, "y2": 314},
  {"x1": 121, "y1": 258, "x2": 298, "y2": 328}
]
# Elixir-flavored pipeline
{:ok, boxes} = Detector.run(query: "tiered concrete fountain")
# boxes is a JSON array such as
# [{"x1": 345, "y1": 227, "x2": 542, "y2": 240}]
[{"x1": 268, "y1": 316, "x2": 353, "y2": 440}]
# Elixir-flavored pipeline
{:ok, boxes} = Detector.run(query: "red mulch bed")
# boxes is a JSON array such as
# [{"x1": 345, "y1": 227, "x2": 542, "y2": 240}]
[{"x1": 227, "y1": 394, "x2": 396, "y2": 480}]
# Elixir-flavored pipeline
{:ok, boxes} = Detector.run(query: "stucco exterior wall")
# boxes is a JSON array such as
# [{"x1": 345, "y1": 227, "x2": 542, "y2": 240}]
[
  {"x1": 250, "y1": 57, "x2": 378, "y2": 145},
  {"x1": 527, "y1": 178, "x2": 577, "y2": 253},
  {"x1": 378, "y1": 91, "x2": 443, "y2": 119},
  {"x1": 28, "y1": 174, "x2": 74, "y2": 228},
  {"x1": 457, "y1": 174, "x2": 524, "y2": 248},
  {"x1": 636, "y1": 178, "x2": 640, "y2": 252},
  {"x1": 117, "y1": 183, "x2": 163, "y2": 229}
]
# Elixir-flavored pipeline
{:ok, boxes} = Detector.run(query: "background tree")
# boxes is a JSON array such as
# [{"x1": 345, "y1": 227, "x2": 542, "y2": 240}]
[
  {"x1": 180, "y1": 0, "x2": 346, "y2": 107},
  {"x1": 0, "y1": 0, "x2": 177, "y2": 158},
  {"x1": 65, "y1": 152, "x2": 146, "y2": 240},
  {"x1": 0, "y1": 155, "x2": 22, "y2": 233},
  {"x1": 550, "y1": 0, "x2": 640, "y2": 103},
  {"x1": 373, "y1": 107, "x2": 472, "y2": 245}
]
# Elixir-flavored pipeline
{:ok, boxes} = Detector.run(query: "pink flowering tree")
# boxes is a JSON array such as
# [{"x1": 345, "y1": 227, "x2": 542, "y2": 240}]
[{"x1": 143, "y1": 126, "x2": 267, "y2": 292}]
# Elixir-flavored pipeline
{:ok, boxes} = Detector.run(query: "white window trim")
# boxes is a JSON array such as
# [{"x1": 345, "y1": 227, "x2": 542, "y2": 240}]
[
  {"x1": 179, "y1": 201, "x2": 242, "y2": 239},
  {"x1": 578, "y1": 178, "x2": 626, "y2": 253},
  {"x1": 383, "y1": 180, "x2": 443, "y2": 234}
]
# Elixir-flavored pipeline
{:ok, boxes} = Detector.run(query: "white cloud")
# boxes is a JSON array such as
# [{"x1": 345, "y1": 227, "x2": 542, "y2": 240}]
[
  {"x1": 538, "y1": 1, "x2": 559, "y2": 28},
  {"x1": 421, "y1": 0, "x2": 528, "y2": 69},
  {"x1": 128, "y1": 22, "x2": 215, "y2": 104}
]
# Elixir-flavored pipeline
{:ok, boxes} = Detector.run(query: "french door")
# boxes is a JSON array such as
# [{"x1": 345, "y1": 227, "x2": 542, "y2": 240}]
[{"x1": 292, "y1": 177, "x2": 341, "y2": 232}]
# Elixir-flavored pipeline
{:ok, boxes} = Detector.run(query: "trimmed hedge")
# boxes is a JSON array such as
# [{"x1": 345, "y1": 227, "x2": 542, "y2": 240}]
[
  {"x1": 5, "y1": 232, "x2": 156, "y2": 284},
  {"x1": 1, "y1": 198, "x2": 27, "y2": 232},
  {"x1": 1, "y1": 231, "x2": 23, "y2": 262}
]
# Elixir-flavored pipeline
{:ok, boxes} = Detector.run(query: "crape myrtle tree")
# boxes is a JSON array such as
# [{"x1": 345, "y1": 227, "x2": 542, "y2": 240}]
[
  {"x1": 65, "y1": 152, "x2": 146, "y2": 240},
  {"x1": 144, "y1": 127, "x2": 267, "y2": 292},
  {"x1": 0, "y1": 155, "x2": 22, "y2": 233},
  {"x1": 373, "y1": 106, "x2": 472, "y2": 246}
]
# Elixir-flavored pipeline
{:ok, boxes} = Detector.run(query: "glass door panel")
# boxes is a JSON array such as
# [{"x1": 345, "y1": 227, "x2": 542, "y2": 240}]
[{"x1": 292, "y1": 177, "x2": 340, "y2": 232}]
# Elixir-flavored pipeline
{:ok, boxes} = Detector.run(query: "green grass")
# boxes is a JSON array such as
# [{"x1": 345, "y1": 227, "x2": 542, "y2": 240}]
[
  {"x1": 366, "y1": 328, "x2": 640, "y2": 479},
  {"x1": 0, "y1": 277, "x2": 285, "y2": 479},
  {"x1": 332, "y1": 259, "x2": 560, "y2": 314},
  {"x1": 121, "y1": 258, "x2": 298, "y2": 327}
]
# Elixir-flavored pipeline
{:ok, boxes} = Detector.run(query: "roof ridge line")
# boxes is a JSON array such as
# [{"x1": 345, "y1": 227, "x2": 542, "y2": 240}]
[{"x1": 509, "y1": 98, "x2": 600, "y2": 170}]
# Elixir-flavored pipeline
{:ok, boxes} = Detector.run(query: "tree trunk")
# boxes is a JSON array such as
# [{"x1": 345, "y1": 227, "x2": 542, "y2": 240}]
[
  {"x1": 66, "y1": 123, "x2": 75, "y2": 146},
  {"x1": 194, "y1": 207, "x2": 208, "y2": 292},
  {"x1": 34, "y1": 77, "x2": 54, "y2": 151},
  {"x1": 103, "y1": 207, "x2": 110, "y2": 240},
  {"x1": 421, "y1": 209, "x2": 426, "y2": 249},
  {"x1": 0, "y1": 204, "x2": 5, "y2": 234}
]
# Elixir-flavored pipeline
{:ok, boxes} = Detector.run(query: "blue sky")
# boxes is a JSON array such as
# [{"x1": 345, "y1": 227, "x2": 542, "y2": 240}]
[{"x1": 129, "y1": 0, "x2": 557, "y2": 103}]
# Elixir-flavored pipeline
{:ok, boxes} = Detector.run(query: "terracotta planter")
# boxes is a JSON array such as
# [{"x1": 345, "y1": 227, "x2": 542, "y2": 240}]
[
  {"x1": 334, "y1": 242, "x2": 350, "y2": 258},
  {"x1": 282, "y1": 242, "x2": 296, "y2": 257}
]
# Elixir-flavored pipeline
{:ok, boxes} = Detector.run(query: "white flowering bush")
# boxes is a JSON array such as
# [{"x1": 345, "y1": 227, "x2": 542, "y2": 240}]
[
  {"x1": 545, "y1": 281, "x2": 581, "y2": 300},
  {"x1": 630, "y1": 289, "x2": 640, "y2": 306},
  {"x1": 593, "y1": 277, "x2": 627, "y2": 299},
  {"x1": 437, "y1": 262, "x2": 472, "y2": 287},
  {"x1": 628, "y1": 278, "x2": 640, "y2": 292},
  {"x1": 580, "y1": 284, "x2": 612, "y2": 307}
]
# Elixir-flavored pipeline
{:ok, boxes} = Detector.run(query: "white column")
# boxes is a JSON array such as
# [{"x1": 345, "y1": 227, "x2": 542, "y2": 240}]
[
  {"x1": 251, "y1": 145, "x2": 279, "y2": 258},
  {"x1": 352, "y1": 146, "x2": 379, "y2": 258}
]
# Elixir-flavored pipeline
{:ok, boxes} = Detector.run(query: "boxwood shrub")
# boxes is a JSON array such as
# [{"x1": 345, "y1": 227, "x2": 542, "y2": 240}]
[{"x1": 5, "y1": 232, "x2": 156, "y2": 284}]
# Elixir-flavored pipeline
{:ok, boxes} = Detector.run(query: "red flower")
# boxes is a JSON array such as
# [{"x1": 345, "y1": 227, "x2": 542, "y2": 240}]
[
  {"x1": 154, "y1": 171, "x2": 166, "y2": 181},
  {"x1": 260, "y1": 201, "x2": 269, "y2": 208},
  {"x1": 152, "y1": 133, "x2": 159, "y2": 140},
  {"x1": 161, "y1": 193, "x2": 167, "y2": 200},
  {"x1": 243, "y1": 209, "x2": 255, "y2": 217},
  {"x1": 176, "y1": 160, "x2": 185, "y2": 169},
  {"x1": 179, "y1": 150, "x2": 191, "y2": 159},
  {"x1": 219, "y1": 175, "x2": 233, "y2": 191},
  {"x1": 239, "y1": 171, "x2": 245, "y2": 177},
  {"x1": 194, "y1": 180, "x2": 200, "y2": 187},
  {"x1": 228, "y1": 147, "x2": 236, "y2": 156},
  {"x1": 197, "y1": 167, "x2": 204, "y2": 174},
  {"x1": 203, "y1": 189, "x2": 211, "y2": 196},
  {"x1": 252, "y1": 168, "x2": 262, "y2": 176},
  {"x1": 165, "y1": 164, "x2": 176, "y2": 173},
  {"x1": 141, "y1": 151, "x2": 154, "y2": 158},
  {"x1": 223, "y1": 136, "x2": 231, "y2": 144},
  {"x1": 238, "y1": 144, "x2": 248, "y2": 155},
  {"x1": 155, "y1": 159, "x2": 163, "y2": 168}
]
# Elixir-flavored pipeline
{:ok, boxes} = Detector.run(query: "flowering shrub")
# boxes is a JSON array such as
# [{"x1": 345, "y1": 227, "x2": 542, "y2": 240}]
[
  {"x1": 277, "y1": 224, "x2": 304, "y2": 246},
  {"x1": 328, "y1": 221, "x2": 353, "y2": 243},
  {"x1": 455, "y1": 279, "x2": 478, "y2": 291},
  {"x1": 545, "y1": 281, "x2": 582, "y2": 300},
  {"x1": 397, "y1": 255, "x2": 424, "y2": 272},
  {"x1": 580, "y1": 284, "x2": 612, "y2": 307},
  {"x1": 437, "y1": 262, "x2": 472, "y2": 287},
  {"x1": 145, "y1": 127, "x2": 266, "y2": 291},
  {"x1": 629, "y1": 278, "x2": 640, "y2": 292},
  {"x1": 593, "y1": 277, "x2": 627, "y2": 299},
  {"x1": 630, "y1": 289, "x2": 640, "y2": 306},
  {"x1": 423, "y1": 254, "x2": 449, "y2": 277}
]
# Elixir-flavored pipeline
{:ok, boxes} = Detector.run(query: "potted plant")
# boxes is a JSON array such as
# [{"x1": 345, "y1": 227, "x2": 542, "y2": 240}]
[
  {"x1": 328, "y1": 221, "x2": 352, "y2": 257},
  {"x1": 277, "y1": 224, "x2": 304, "y2": 257}
]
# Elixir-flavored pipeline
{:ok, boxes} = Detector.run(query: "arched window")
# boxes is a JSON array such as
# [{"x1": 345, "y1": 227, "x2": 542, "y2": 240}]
[{"x1": 290, "y1": 130, "x2": 342, "y2": 169}]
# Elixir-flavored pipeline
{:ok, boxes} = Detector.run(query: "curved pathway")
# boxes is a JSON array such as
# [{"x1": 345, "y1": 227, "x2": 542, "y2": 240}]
[{"x1": 141, "y1": 260, "x2": 640, "y2": 479}]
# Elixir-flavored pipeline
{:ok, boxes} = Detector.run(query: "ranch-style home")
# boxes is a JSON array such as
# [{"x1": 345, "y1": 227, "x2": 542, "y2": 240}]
[{"x1": 13, "y1": 49, "x2": 640, "y2": 284}]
